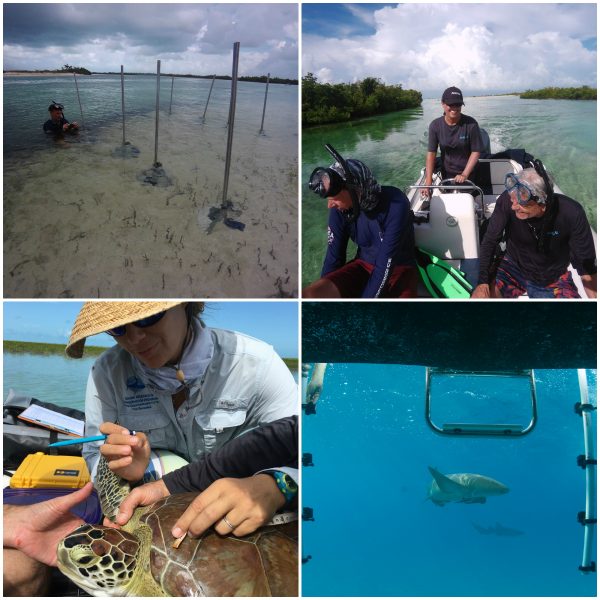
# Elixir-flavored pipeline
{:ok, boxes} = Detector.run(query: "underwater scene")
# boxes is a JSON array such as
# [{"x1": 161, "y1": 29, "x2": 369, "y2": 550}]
[{"x1": 302, "y1": 364, "x2": 597, "y2": 597}]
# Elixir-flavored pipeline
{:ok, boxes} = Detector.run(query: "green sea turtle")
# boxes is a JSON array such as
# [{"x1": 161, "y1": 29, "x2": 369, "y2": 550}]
[{"x1": 56, "y1": 458, "x2": 298, "y2": 596}]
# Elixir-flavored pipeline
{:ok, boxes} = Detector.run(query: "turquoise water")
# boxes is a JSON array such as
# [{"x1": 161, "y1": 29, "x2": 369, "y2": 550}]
[
  {"x1": 302, "y1": 365, "x2": 597, "y2": 596},
  {"x1": 3, "y1": 351, "x2": 298, "y2": 412},
  {"x1": 3, "y1": 353, "x2": 95, "y2": 411},
  {"x1": 302, "y1": 96, "x2": 597, "y2": 287},
  {"x1": 4, "y1": 74, "x2": 299, "y2": 297}
]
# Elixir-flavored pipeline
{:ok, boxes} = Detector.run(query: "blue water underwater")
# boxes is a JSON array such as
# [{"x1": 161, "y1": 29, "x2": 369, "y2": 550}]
[{"x1": 302, "y1": 364, "x2": 597, "y2": 597}]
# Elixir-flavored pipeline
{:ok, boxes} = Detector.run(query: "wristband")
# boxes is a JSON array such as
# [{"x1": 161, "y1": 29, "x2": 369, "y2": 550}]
[{"x1": 269, "y1": 471, "x2": 298, "y2": 503}]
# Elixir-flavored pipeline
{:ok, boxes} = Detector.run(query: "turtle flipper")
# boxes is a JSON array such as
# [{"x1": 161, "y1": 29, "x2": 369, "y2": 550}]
[{"x1": 96, "y1": 456, "x2": 132, "y2": 520}]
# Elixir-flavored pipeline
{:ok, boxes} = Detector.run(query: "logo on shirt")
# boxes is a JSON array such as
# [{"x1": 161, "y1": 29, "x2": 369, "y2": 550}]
[
  {"x1": 546, "y1": 230, "x2": 560, "y2": 237},
  {"x1": 126, "y1": 376, "x2": 145, "y2": 390},
  {"x1": 327, "y1": 226, "x2": 334, "y2": 245}
]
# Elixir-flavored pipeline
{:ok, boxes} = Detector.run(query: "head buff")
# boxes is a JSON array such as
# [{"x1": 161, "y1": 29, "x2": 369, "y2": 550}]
[{"x1": 330, "y1": 159, "x2": 382, "y2": 213}]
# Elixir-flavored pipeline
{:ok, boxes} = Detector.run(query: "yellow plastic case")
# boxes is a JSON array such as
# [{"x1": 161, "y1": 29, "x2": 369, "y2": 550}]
[{"x1": 9, "y1": 452, "x2": 90, "y2": 489}]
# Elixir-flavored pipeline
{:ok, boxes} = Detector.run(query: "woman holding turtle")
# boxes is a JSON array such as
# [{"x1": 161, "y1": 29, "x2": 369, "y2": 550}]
[{"x1": 67, "y1": 301, "x2": 297, "y2": 530}]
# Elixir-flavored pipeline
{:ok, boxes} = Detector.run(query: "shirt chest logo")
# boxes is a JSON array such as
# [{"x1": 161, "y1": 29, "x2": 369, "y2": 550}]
[{"x1": 126, "y1": 376, "x2": 145, "y2": 391}]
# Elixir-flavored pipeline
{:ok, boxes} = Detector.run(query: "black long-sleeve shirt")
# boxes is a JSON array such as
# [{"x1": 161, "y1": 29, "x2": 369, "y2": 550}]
[
  {"x1": 162, "y1": 416, "x2": 297, "y2": 494},
  {"x1": 478, "y1": 191, "x2": 596, "y2": 286}
]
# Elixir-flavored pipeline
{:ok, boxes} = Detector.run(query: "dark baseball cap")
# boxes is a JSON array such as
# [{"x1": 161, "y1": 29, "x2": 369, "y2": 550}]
[{"x1": 442, "y1": 87, "x2": 464, "y2": 105}]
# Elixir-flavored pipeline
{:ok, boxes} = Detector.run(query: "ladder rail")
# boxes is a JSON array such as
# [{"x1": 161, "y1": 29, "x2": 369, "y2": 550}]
[
  {"x1": 577, "y1": 369, "x2": 596, "y2": 573},
  {"x1": 425, "y1": 367, "x2": 538, "y2": 437}
]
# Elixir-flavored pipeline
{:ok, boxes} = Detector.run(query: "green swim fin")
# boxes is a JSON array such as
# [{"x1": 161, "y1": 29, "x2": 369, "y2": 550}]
[{"x1": 416, "y1": 247, "x2": 473, "y2": 299}]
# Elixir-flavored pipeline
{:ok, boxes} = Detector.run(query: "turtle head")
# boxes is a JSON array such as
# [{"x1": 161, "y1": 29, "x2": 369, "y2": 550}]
[{"x1": 57, "y1": 524, "x2": 140, "y2": 596}]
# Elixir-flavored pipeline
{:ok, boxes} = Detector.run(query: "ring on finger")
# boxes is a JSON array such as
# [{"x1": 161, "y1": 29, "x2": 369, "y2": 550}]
[{"x1": 222, "y1": 516, "x2": 235, "y2": 531}]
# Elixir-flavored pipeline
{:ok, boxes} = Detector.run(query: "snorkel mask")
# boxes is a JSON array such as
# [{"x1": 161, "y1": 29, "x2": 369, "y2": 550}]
[
  {"x1": 504, "y1": 173, "x2": 544, "y2": 206},
  {"x1": 308, "y1": 144, "x2": 362, "y2": 222},
  {"x1": 48, "y1": 101, "x2": 65, "y2": 121}
]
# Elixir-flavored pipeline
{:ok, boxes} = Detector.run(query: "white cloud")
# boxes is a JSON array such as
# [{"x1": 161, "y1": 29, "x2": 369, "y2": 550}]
[{"x1": 303, "y1": 3, "x2": 597, "y2": 94}]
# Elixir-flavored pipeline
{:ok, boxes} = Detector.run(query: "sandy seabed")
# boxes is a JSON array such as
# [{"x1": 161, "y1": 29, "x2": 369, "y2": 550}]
[{"x1": 4, "y1": 111, "x2": 298, "y2": 298}]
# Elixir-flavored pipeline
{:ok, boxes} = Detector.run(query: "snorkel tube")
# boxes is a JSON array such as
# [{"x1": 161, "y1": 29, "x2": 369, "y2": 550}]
[{"x1": 324, "y1": 144, "x2": 361, "y2": 222}]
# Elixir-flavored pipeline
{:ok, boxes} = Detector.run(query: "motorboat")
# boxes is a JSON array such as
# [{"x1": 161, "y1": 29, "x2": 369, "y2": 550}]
[{"x1": 405, "y1": 147, "x2": 597, "y2": 298}]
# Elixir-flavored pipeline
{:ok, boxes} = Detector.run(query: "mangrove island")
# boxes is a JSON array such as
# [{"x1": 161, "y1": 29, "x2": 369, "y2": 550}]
[
  {"x1": 302, "y1": 73, "x2": 422, "y2": 126},
  {"x1": 520, "y1": 86, "x2": 596, "y2": 100}
]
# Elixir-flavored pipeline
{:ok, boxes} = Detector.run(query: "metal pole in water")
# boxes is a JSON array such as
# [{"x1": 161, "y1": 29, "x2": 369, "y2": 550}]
[
  {"x1": 221, "y1": 43, "x2": 240, "y2": 207},
  {"x1": 202, "y1": 74, "x2": 216, "y2": 123},
  {"x1": 73, "y1": 72, "x2": 85, "y2": 130},
  {"x1": 154, "y1": 59, "x2": 161, "y2": 167},
  {"x1": 259, "y1": 72, "x2": 270, "y2": 135},
  {"x1": 169, "y1": 75, "x2": 174, "y2": 115},
  {"x1": 120, "y1": 65, "x2": 126, "y2": 145}
]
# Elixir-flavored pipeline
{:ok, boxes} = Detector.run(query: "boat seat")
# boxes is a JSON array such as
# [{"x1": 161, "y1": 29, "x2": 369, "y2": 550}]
[
  {"x1": 481, "y1": 158, "x2": 523, "y2": 196},
  {"x1": 414, "y1": 192, "x2": 479, "y2": 260}
]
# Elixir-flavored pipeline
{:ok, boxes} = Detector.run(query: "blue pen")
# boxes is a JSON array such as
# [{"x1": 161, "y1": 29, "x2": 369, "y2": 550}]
[{"x1": 48, "y1": 431, "x2": 136, "y2": 448}]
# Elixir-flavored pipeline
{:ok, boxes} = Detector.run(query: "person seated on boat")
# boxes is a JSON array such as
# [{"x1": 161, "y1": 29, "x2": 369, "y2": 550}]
[
  {"x1": 421, "y1": 87, "x2": 484, "y2": 198},
  {"x1": 472, "y1": 163, "x2": 597, "y2": 298},
  {"x1": 66, "y1": 302, "x2": 297, "y2": 517},
  {"x1": 303, "y1": 154, "x2": 417, "y2": 298},
  {"x1": 43, "y1": 101, "x2": 79, "y2": 134},
  {"x1": 3, "y1": 417, "x2": 297, "y2": 594}
]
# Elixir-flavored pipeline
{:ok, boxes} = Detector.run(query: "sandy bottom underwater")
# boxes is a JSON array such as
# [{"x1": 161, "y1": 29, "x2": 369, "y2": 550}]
[{"x1": 4, "y1": 111, "x2": 298, "y2": 298}]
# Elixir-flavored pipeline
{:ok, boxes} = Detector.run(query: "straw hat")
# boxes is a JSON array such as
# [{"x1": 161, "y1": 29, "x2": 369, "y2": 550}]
[{"x1": 66, "y1": 301, "x2": 183, "y2": 358}]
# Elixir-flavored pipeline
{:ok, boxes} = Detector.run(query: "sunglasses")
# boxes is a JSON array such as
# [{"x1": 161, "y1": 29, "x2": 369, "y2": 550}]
[
  {"x1": 106, "y1": 311, "x2": 167, "y2": 337},
  {"x1": 446, "y1": 103, "x2": 463, "y2": 109}
]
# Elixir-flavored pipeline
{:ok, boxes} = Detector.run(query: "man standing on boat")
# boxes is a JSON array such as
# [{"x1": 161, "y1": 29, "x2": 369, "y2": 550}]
[
  {"x1": 472, "y1": 163, "x2": 597, "y2": 298},
  {"x1": 303, "y1": 145, "x2": 417, "y2": 298},
  {"x1": 421, "y1": 87, "x2": 484, "y2": 197}
]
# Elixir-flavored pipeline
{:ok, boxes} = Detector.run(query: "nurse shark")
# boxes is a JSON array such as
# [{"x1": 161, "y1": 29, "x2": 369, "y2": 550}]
[{"x1": 427, "y1": 466, "x2": 509, "y2": 506}]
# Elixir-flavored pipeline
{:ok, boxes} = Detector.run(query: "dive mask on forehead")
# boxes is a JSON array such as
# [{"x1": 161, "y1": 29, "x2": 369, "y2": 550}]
[
  {"x1": 504, "y1": 173, "x2": 544, "y2": 206},
  {"x1": 307, "y1": 143, "x2": 356, "y2": 198},
  {"x1": 308, "y1": 167, "x2": 345, "y2": 198}
]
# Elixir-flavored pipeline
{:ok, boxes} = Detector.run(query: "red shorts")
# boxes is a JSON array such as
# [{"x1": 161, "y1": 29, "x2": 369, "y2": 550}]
[{"x1": 323, "y1": 259, "x2": 418, "y2": 298}]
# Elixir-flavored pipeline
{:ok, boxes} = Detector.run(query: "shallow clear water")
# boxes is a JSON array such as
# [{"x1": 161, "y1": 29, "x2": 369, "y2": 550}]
[
  {"x1": 302, "y1": 96, "x2": 597, "y2": 287},
  {"x1": 302, "y1": 364, "x2": 597, "y2": 597},
  {"x1": 4, "y1": 74, "x2": 298, "y2": 297},
  {"x1": 3, "y1": 351, "x2": 298, "y2": 412}
]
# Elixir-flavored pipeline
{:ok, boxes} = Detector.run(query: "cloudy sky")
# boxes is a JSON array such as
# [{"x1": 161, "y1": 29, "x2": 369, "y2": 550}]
[
  {"x1": 3, "y1": 3, "x2": 298, "y2": 78},
  {"x1": 303, "y1": 3, "x2": 597, "y2": 96}
]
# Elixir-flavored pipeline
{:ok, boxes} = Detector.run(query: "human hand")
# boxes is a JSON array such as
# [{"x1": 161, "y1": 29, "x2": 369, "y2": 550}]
[
  {"x1": 306, "y1": 380, "x2": 323, "y2": 404},
  {"x1": 99, "y1": 421, "x2": 151, "y2": 482},
  {"x1": 470, "y1": 284, "x2": 491, "y2": 298},
  {"x1": 3, "y1": 483, "x2": 93, "y2": 566},
  {"x1": 306, "y1": 363, "x2": 327, "y2": 404},
  {"x1": 62, "y1": 123, "x2": 70, "y2": 131},
  {"x1": 106, "y1": 479, "x2": 170, "y2": 528},
  {"x1": 454, "y1": 173, "x2": 467, "y2": 184},
  {"x1": 420, "y1": 188, "x2": 432, "y2": 199},
  {"x1": 171, "y1": 475, "x2": 285, "y2": 539}
]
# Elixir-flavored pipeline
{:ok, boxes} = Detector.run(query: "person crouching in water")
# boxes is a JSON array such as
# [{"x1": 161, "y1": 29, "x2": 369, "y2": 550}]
[
  {"x1": 43, "y1": 102, "x2": 79, "y2": 135},
  {"x1": 472, "y1": 161, "x2": 597, "y2": 298},
  {"x1": 303, "y1": 146, "x2": 417, "y2": 298}
]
